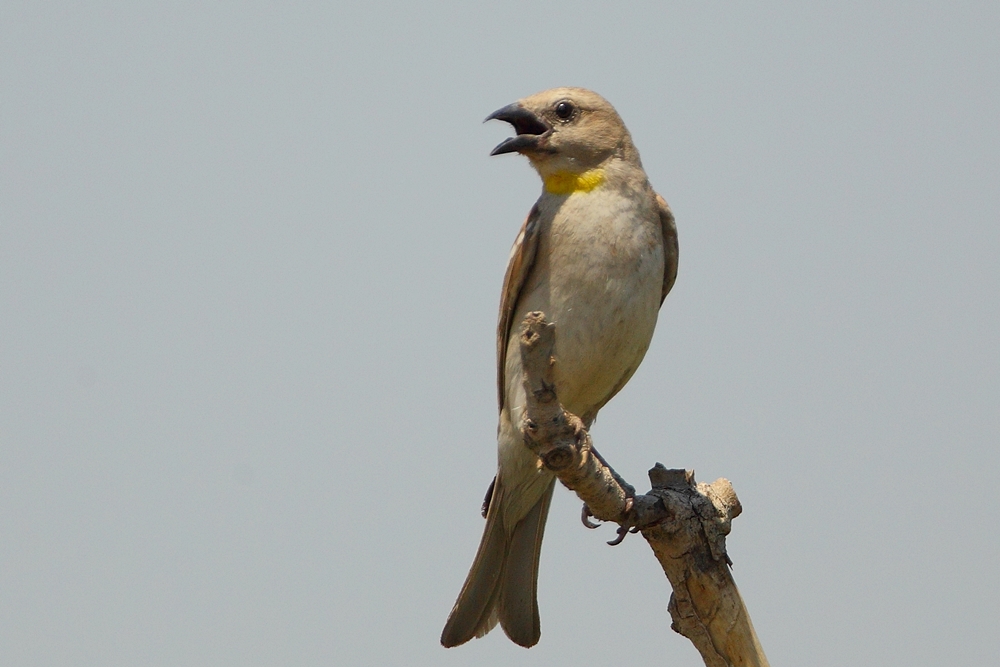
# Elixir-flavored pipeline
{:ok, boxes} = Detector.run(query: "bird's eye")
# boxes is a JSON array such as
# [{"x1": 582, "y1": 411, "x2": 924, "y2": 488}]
[{"x1": 554, "y1": 101, "x2": 574, "y2": 120}]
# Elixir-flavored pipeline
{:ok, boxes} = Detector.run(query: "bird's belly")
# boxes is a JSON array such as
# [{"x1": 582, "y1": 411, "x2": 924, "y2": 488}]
[
  {"x1": 546, "y1": 264, "x2": 660, "y2": 417},
  {"x1": 550, "y1": 292, "x2": 657, "y2": 416},
  {"x1": 505, "y1": 202, "x2": 664, "y2": 421}
]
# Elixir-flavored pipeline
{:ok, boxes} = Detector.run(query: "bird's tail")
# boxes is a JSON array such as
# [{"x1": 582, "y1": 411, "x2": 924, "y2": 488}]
[{"x1": 440, "y1": 477, "x2": 555, "y2": 648}]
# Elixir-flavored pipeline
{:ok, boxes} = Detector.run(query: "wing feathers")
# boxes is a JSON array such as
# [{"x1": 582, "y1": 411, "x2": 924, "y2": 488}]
[
  {"x1": 496, "y1": 204, "x2": 541, "y2": 411},
  {"x1": 655, "y1": 193, "x2": 679, "y2": 304}
]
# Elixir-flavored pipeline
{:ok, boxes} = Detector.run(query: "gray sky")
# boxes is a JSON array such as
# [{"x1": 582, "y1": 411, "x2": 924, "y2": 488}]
[{"x1": 2, "y1": 2, "x2": 998, "y2": 665}]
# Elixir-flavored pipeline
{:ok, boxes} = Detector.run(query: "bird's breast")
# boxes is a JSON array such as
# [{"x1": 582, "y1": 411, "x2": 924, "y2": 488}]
[{"x1": 507, "y1": 187, "x2": 664, "y2": 419}]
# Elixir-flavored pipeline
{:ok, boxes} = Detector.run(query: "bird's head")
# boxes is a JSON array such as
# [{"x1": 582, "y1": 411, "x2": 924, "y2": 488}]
[{"x1": 485, "y1": 87, "x2": 638, "y2": 178}]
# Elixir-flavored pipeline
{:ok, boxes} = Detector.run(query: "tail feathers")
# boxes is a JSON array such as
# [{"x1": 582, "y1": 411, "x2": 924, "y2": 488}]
[
  {"x1": 440, "y1": 478, "x2": 555, "y2": 649},
  {"x1": 498, "y1": 478, "x2": 554, "y2": 647},
  {"x1": 440, "y1": 484, "x2": 508, "y2": 648}
]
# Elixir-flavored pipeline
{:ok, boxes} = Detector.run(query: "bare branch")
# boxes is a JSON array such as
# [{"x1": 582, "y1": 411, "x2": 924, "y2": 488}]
[{"x1": 518, "y1": 311, "x2": 770, "y2": 667}]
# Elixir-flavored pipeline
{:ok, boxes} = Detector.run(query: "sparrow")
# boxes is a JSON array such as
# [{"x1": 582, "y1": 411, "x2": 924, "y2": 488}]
[{"x1": 440, "y1": 87, "x2": 679, "y2": 649}]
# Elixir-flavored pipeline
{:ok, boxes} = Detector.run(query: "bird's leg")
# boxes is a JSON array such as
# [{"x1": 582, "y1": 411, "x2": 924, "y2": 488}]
[
  {"x1": 587, "y1": 443, "x2": 635, "y2": 498},
  {"x1": 581, "y1": 442, "x2": 642, "y2": 545}
]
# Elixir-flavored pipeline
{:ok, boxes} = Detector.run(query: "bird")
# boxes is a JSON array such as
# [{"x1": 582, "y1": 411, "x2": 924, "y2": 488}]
[{"x1": 440, "y1": 87, "x2": 679, "y2": 649}]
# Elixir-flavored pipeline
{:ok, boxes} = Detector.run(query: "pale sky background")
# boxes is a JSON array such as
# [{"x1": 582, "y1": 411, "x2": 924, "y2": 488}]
[{"x1": 2, "y1": 2, "x2": 999, "y2": 666}]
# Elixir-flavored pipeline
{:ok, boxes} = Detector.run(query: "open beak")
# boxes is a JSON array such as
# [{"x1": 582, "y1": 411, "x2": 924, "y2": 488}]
[{"x1": 484, "y1": 103, "x2": 551, "y2": 156}]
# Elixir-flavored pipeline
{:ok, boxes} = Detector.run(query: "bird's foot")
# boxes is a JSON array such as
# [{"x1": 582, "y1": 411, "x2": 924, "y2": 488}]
[
  {"x1": 607, "y1": 495, "x2": 643, "y2": 546},
  {"x1": 582, "y1": 494, "x2": 643, "y2": 545}
]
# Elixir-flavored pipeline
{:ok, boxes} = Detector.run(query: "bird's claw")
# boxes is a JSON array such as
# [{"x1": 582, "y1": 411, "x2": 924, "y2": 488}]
[
  {"x1": 607, "y1": 526, "x2": 629, "y2": 546},
  {"x1": 581, "y1": 503, "x2": 600, "y2": 529},
  {"x1": 606, "y1": 496, "x2": 636, "y2": 546}
]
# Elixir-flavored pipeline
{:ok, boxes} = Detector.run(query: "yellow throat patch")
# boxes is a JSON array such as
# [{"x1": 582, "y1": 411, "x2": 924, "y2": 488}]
[{"x1": 543, "y1": 169, "x2": 605, "y2": 195}]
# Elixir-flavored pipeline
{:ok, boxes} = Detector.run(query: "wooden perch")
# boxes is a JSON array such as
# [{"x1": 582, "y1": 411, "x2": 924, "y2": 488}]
[{"x1": 518, "y1": 311, "x2": 769, "y2": 667}]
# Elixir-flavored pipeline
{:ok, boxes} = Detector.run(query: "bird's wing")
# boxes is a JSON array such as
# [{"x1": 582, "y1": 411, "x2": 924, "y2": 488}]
[
  {"x1": 655, "y1": 193, "x2": 679, "y2": 304},
  {"x1": 496, "y1": 204, "x2": 541, "y2": 412}
]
